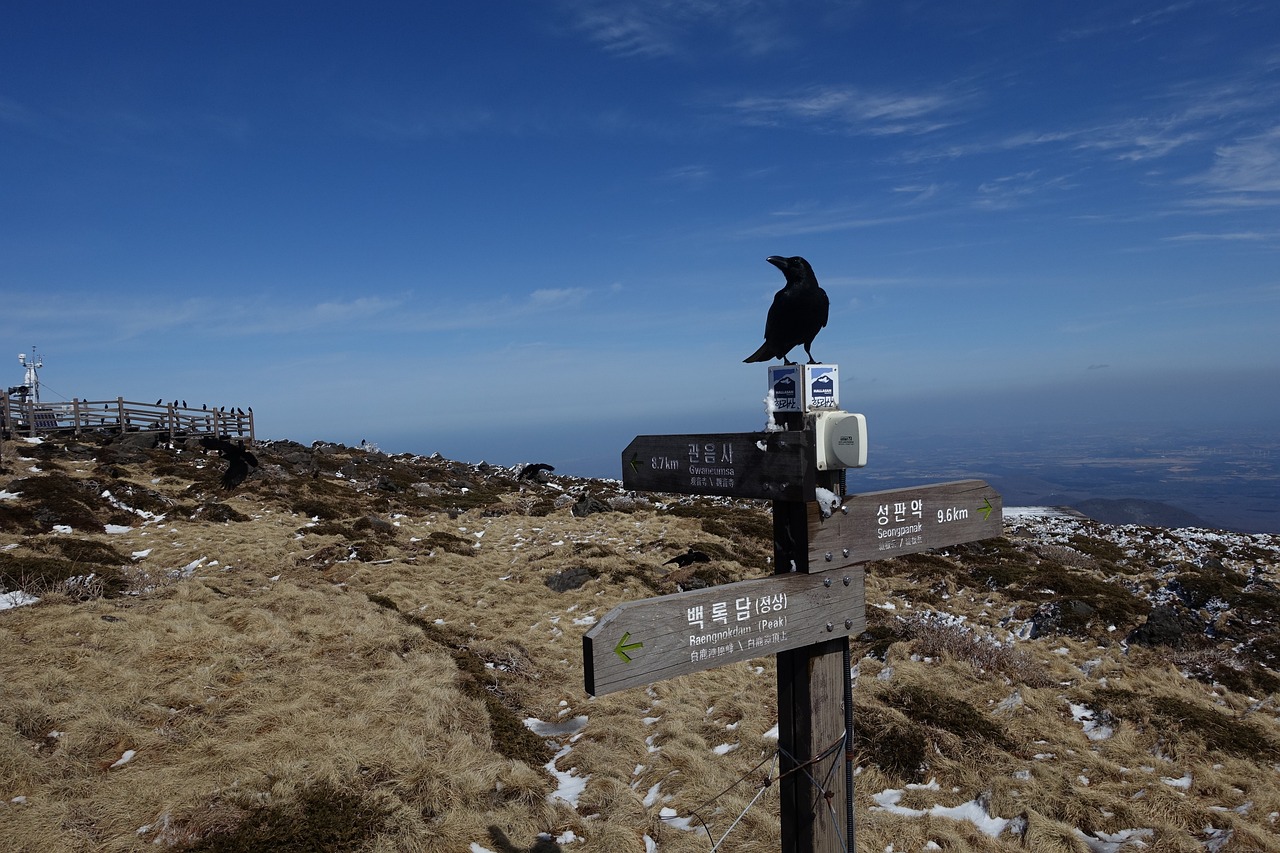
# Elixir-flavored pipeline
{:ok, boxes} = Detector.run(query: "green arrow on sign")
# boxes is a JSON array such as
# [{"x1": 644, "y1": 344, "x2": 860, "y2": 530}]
[
  {"x1": 979, "y1": 497, "x2": 994, "y2": 520},
  {"x1": 614, "y1": 632, "x2": 643, "y2": 663},
  {"x1": 627, "y1": 453, "x2": 644, "y2": 474}
]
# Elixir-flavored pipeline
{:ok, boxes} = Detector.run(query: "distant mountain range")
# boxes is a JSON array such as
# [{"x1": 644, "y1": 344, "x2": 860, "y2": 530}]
[
  {"x1": 865, "y1": 422, "x2": 1279, "y2": 534},
  {"x1": 1068, "y1": 498, "x2": 1209, "y2": 529}
]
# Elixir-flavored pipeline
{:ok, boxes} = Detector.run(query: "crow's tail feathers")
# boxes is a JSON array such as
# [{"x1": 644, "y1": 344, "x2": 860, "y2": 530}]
[{"x1": 743, "y1": 342, "x2": 775, "y2": 363}]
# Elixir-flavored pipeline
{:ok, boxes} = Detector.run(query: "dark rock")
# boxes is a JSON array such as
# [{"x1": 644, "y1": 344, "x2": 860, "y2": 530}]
[
  {"x1": 1127, "y1": 604, "x2": 1206, "y2": 648},
  {"x1": 113, "y1": 431, "x2": 160, "y2": 451},
  {"x1": 354, "y1": 515, "x2": 396, "y2": 537},
  {"x1": 571, "y1": 494, "x2": 611, "y2": 518},
  {"x1": 545, "y1": 567, "x2": 593, "y2": 592},
  {"x1": 196, "y1": 502, "x2": 250, "y2": 523}
]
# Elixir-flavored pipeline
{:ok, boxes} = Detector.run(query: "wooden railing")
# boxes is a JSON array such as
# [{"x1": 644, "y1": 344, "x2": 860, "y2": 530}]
[{"x1": 1, "y1": 396, "x2": 254, "y2": 443}]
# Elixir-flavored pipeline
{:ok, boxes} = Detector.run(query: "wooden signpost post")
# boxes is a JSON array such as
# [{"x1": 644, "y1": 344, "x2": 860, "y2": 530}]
[{"x1": 584, "y1": 380, "x2": 1003, "y2": 853}]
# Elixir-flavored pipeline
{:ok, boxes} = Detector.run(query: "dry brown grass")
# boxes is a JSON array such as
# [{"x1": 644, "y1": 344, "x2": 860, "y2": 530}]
[{"x1": 3, "y1": 435, "x2": 1280, "y2": 851}]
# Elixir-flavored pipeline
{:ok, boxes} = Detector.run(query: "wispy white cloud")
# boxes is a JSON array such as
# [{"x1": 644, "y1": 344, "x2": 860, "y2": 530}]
[
  {"x1": 891, "y1": 183, "x2": 947, "y2": 204},
  {"x1": 527, "y1": 287, "x2": 589, "y2": 307},
  {"x1": 1163, "y1": 230, "x2": 1278, "y2": 242},
  {"x1": 561, "y1": 0, "x2": 792, "y2": 59},
  {"x1": 1071, "y1": 123, "x2": 1205, "y2": 161},
  {"x1": 310, "y1": 296, "x2": 400, "y2": 321},
  {"x1": 973, "y1": 170, "x2": 1075, "y2": 210},
  {"x1": 1194, "y1": 126, "x2": 1280, "y2": 193},
  {"x1": 660, "y1": 164, "x2": 712, "y2": 185},
  {"x1": 1057, "y1": 1, "x2": 1200, "y2": 41},
  {"x1": 734, "y1": 209, "x2": 925, "y2": 239},
  {"x1": 728, "y1": 85, "x2": 962, "y2": 136}
]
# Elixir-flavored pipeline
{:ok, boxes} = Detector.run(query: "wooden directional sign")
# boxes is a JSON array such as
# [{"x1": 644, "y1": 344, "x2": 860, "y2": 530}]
[
  {"x1": 583, "y1": 567, "x2": 865, "y2": 696},
  {"x1": 621, "y1": 431, "x2": 814, "y2": 501},
  {"x1": 809, "y1": 479, "x2": 1002, "y2": 569}
]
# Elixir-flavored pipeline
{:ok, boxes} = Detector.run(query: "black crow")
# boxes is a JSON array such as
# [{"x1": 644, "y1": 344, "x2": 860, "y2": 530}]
[
  {"x1": 518, "y1": 463, "x2": 555, "y2": 481},
  {"x1": 155, "y1": 399, "x2": 163, "y2": 406},
  {"x1": 199, "y1": 436, "x2": 259, "y2": 489},
  {"x1": 743, "y1": 255, "x2": 830, "y2": 365},
  {"x1": 664, "y1": 549, "x2": 711, "y2": 568}
]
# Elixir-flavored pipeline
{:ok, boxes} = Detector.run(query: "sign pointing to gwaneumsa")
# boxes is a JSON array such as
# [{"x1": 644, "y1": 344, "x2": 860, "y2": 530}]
[{"x1": 621, "y1": 431, "x2": 814, "y2": 501}]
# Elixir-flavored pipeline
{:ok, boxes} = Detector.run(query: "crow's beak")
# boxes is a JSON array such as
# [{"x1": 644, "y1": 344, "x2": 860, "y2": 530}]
[{"x1": 766, "y1": 256, "x2": 786, "y2": 269}]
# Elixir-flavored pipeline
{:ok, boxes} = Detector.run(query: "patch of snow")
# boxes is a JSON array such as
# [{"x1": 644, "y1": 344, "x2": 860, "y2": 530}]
[
  {"x1": 1074, "y1": 827, "x2": 1155, "y2": 852},
  {"x1": 1, "y1": 590, "x2": 40, "y2": 610},
  {"x1": 0, "y1": 490, "x2": 20, "y2": 500},
  {"x1": 1161, "y1": 773, "x2": 1193, "y2": 790},
  {"x1": 105, "y1": 524, "x2": 133, "y2": 534},
  {"x1": 524, "y1": 715, "x2": 589, "y2": 739},
  {"x1": 173, "y1": 558, "x2": 206, "y2": 579},
  {"x1": 52, "y1": 524, "x2": 72, "y2": 533},
  {"x1": 545, "y1": 744, "x2": 588, "y2": 807},
  {"x1": 712, "y1": 743, "x2": 738, "y2": 755},
  {"x1": 871, "y1": 788, "x2": 1009, "y2": 837},
  {"x1": 994, "y1": 691, "x2": 1024, "y2": 714},
  {"x1": 659, "y1": 807, "x2": 706, "y2": 835},
  {"x1": 109, "y1": 750, "x2": 136, "y2": 769},
  {"x1": 815, "y1": 486, "x2": 840, "y2": 518},
  {"x1": 1070, "y1": 702, "x2": 1114, "y2": 741}
]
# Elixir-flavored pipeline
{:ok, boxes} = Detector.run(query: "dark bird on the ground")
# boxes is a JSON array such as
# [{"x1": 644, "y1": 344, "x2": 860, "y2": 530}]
[
  {"x1": 199, "y1": 436, "x2": 259, "y2": 489},
  {"x1": 518, "y1": 463, "x2": 555, "y2": 481},
  {"x1": 664, "y1": 549, "x2": 712, "y2": 568},
  {"x1": 742, "y1": 255, "x2": 830, "y2": 365}
]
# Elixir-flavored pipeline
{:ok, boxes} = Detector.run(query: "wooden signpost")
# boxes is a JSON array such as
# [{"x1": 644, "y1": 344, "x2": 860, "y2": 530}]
[
  {"x1": 621, "y1": 431, "x2": 815, "y2": 501},
  {"x1": 586, "y1": 385, "x2": 1003, "y2": 853},
  {"x1": 809, "y1": 480, "x2": 1002, "y2": 569},
  {"x1": 584, "y1": 566, "x2": 865, "y2": 696}
]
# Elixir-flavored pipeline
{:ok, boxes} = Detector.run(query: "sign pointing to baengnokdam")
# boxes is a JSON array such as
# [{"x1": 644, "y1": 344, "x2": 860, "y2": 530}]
[{"x1": 583, "y1": 567, "x2": 865, "y2": 696}]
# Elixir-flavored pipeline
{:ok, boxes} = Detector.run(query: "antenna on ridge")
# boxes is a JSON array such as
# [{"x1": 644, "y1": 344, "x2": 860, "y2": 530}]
[{"x1": 17, "y1": 345, "x2": 43, "y2": 403}]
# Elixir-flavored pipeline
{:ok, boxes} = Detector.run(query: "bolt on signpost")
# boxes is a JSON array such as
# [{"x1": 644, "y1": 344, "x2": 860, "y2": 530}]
[{"x1": 583, "y1": 364, "x2": 1003, "y2": 853}]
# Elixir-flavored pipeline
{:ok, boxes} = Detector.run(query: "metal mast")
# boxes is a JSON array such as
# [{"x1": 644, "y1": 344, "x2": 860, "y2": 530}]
[{"x1": 17, "y1": 346, "x2": 42, "y2": 403}]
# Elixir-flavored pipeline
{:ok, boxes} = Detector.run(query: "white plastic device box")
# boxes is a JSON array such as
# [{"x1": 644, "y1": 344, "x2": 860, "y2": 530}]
[{"x1": 812, "y1": 411, "x2": 868, "y2": 470}]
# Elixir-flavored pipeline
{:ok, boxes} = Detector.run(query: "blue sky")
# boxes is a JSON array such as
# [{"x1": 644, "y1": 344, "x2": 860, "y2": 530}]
[{"x1": 4, "y1": 1, "x2": 1278, "y2": 477}]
